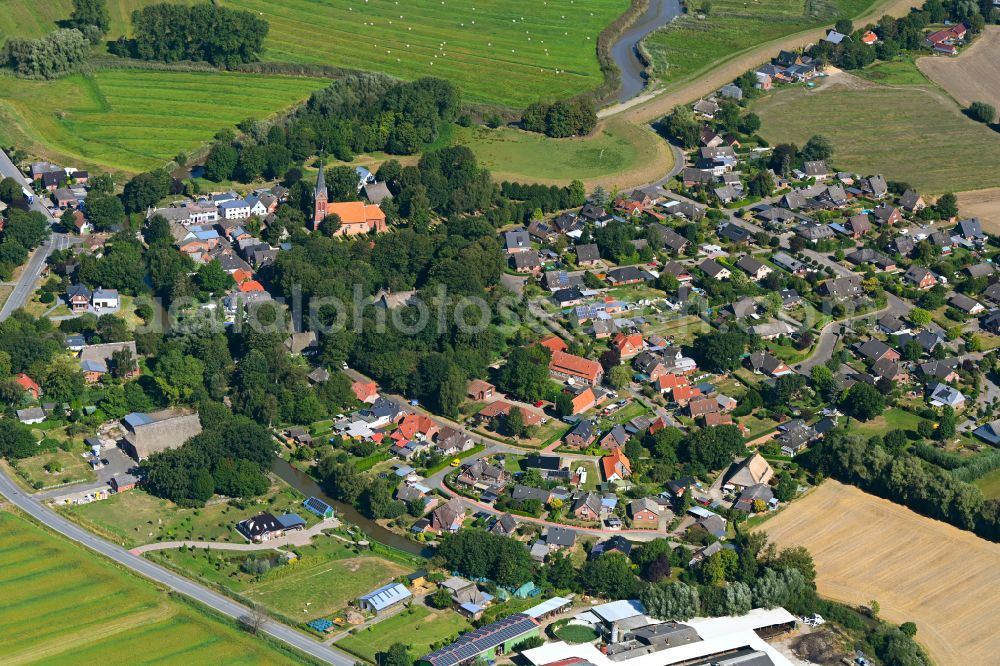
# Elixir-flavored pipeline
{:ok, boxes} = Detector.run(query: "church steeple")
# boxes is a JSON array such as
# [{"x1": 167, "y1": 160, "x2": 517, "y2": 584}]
[{"x1": 313, "y1": 159, "x2": 328, "y2": 227}]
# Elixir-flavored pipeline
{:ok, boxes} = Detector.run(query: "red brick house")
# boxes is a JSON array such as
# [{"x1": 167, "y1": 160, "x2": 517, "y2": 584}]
[
  {"x1": 611, "y1": 333, "x2": 645, "y2": 361},
  {"x1": 601, "y1": 447, "x2": 632, "y2": 482},
  {"x1": 629, "y1": 498, "x2": 660, "y2": 526},
  {"x1": 549, "y1": 350, "x2": 604, "y2": 386},
  {"x1": 15, "y1": 373, "x2": 41, "y2": 400}
]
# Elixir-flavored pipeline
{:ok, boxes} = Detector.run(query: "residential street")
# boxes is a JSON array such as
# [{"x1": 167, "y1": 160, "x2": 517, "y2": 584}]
[
  {"x1": 0, "y1": 469, "x2": 356, "y2": 666},
  {"x1": 0, "y1": 148, "x2": 66, "y2": 321}
]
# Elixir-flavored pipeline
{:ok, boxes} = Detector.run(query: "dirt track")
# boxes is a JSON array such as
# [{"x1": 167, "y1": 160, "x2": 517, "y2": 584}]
[
  {"x1": 763, "y1": 481, "x2": 1000, "y2": 666},
  {"x1": 918, "y1": 26, "x2": 1000, "y2": 109},
  {"x1": 603, "y1": 0, "x2": 925, "y2": 124}
]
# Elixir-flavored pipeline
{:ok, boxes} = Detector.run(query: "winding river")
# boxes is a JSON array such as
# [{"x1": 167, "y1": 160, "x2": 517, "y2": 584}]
[
  {"x1": 272, "y1": 457, "x2": 432, "y2": 557},
  {"x1": 611, "y1": 0, "x2": 683, "y2": 102}
]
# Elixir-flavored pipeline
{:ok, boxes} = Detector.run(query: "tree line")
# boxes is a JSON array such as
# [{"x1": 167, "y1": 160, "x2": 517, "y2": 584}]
[{"x1": 805, "y1": 429, "x2": 1000, "y2": 541}]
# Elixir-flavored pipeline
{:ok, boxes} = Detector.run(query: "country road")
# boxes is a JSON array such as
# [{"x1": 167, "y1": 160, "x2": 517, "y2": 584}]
[
  {"x1": 0, "y1": 470, "x2": 355, "y2": 666},
  {"x1": 0, "y1": 148, "x2": 67, "y2": 321},
  {"x1": 600, "y1": 0, "x2": 925, "y2": 124}
]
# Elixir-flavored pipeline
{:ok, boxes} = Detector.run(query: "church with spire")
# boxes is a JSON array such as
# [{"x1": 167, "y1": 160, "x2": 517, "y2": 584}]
[{"x1": 312, "y1": 161, "x2": 387, "y2": 236}]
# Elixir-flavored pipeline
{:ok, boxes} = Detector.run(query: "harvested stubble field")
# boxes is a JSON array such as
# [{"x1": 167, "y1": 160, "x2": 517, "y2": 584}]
[
  {"x1": 917, "y1": 26, "x2": 1000, "y2": 110},
  {"x1": 0, "y1": 69, "x2": 328, "y2": 173},
  {"x1": 225, "y1": 0, "x2": 629, "y2": 107},
  {"x1": 763, "y1": 481, "x2": 1000, "y2": 666},
  {"x1": 753, "y1": 68, "x2": 1000, "y2": 194},
  {"x1": 0, "y1": 510, "x2": 304, "y2": 665}
]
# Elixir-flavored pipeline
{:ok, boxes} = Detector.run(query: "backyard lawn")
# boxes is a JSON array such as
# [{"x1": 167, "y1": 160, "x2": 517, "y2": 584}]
[
  {"x1": 975, "y1": 467, "x2": 1000, "y2": 499},
  {"x1": 13, "y1": 446, "x2": 96, "y2": 489},
  {"x1": 63, "y1": 484, "x2": 316, "y2": 548},
  {"x1": 336, "y1": 606, "x2": 471, "y2": 661}
]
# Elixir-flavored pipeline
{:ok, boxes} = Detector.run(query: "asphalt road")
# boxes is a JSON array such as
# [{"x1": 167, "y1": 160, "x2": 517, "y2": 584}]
[
  {"x1": 0, "y1": 148, "x2": 67, "y2": 321},
  {"x1": 0, "y1": 470, "x2": 355, "y2": 665}
]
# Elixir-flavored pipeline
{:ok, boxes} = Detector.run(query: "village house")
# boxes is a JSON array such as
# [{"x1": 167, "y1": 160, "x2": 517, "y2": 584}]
[
  {"x1": 611, "y1": 332, "x2": 645, "y2": 361},
  {"x1": 904, "y1": 265, "x2": 938, "y2": 290},
  {"x1": 79, "y1": 341, "x2": 139, "y2": 383},
  {"x1": 629, "y1": 498, "x2": 660, "y2": 527},
  {"x1": 572, "y1": 491, "x2": 603, "y2": 520},
  {"x1": 724, "y1": 452, "x2": 774, "y2": 490},
  {"x1": 466, "y1": 379, "x2": 495, "y2": 401},
  {"x1": 699, "y1": 259, "x2": 731, "y2": 280},
  {"x1": 549, "y1": 350, "x2": 604, "y2": 386},
  {"x1": 15, "y1": 373, "x2": 42, "y2": 400},
  {"x1": 747, "y1": 351, "x2": 793, "y2": 377},
  {"x1": 565, "y1": 419, "x2": 595, "y2": 449},
  {"x1": 734, "y1": 255, "x2": 772, "y2": 281},
  {"x1": 430, "y1": 497, "x2": 466, "y2": 533},
  {"x1": 601, "y1": 447, "x2": 632, "y2": 482}
]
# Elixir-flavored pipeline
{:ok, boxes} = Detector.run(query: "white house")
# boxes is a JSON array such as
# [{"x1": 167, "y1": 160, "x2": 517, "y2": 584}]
[
  {"x1": 17, "y1": 407, "x2": 45, "y2": 425},
  {"x1": 91, "y1": 288, "x2": 120, "y2": 310},
  {"x1": 246, "y1": 196, "x2": 269, "y2": 217},
  {"x1": 219, "y1": 199, "x2": 252, "y2": 220}
]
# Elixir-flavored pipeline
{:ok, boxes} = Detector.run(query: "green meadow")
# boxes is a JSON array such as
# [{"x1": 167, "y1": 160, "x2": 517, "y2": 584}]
[
  {"x1": 223, "y1": 0, "x2": 629, "y2": 107},
  {"x1": 0, "y1": 510, "x2": 310, "y2": 665},
  {"x1": 0, "y1": 69, "x2": 328, "y2": 173}
]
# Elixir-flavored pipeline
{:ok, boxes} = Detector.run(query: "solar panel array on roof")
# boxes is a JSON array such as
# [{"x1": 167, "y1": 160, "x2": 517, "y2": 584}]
[
  {"x1": 420, "y1": 613, "x2": 539, "y2": 666},
  {"x1": 304, "y1": 496, "x2": 334, "y2": 517}
]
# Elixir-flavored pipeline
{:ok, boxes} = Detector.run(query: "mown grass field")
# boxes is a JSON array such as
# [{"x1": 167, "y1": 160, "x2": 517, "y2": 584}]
[
  {"x1": 753, "y1": 69, "x2": 1000, "y2": 194},
  {"x1": 0, "y1": 69, "x2": 327, "y2": 173},
  {"x1": 0, "y1": 0, "x2": 169, "y2": 44},
  {"x1": 454, "y1": 117, "x2": 671, "y2": 187},
  {"x1": 151, "y1": 537, "x2": 409, "y2": 621},
  {"x1": 336, "y1": 605, "x2": 471, "y2": 662},
  {"x1": 763, "y1": 481, "x2": 1000, "y2": 666},
  {"x1": 223, "y1": 0, "x2": 627, "y2": 107},
  {"x1": 642, "y1": 0, "x2": 874, "y2": 86},
  {"x1": 0, "y1": 510, "x2": 307, "y2": 665},
  {"x1": 975, "y1": 467, "x2": 1000, "y2": 499}
]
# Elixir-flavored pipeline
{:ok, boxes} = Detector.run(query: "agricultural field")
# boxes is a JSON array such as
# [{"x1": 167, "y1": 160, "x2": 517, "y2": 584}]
[
  {"x1": 763, "y1": 481, "x2": 1000, "y2": 666},
  {"x1": 957, "y1": 188, "x2": 1000, "y2": 236},
  {"x1": 454, "y1": 118, "x2": 672, "y2": 187},
  {"x1": 0, "y1": 510, "x2": 308, "y2": 665},
  {"x1": 336, "y1": 605, "x2": 471, "y2": 661},
  {"x1": 917, "y1": 26, "x2": 1000, "y2": 110},
  {"x1": 150, "y1": 537, "x2": 410, "y2": 621},
  {"x1": 63, "y1": 484, "x2": 316, "y2": 548},
  {"x1": 0, "y1": 0, "x2": 170, "y2": 44},
  {"x1": 974, "y1": 466, "x2": 1000, "y2": 499},
  {"x1": 753, "y1": 69, "x2": 1000, "y2": 194},
  {"x1": 0, "y1": 70, "x2": 328, "y2": 174},
  {"x1": 642, "y1": 0, "x2": 875, "y2": 87},
  {"x1": 223, "y1": 0, "x2": 629, "y2": 107}
]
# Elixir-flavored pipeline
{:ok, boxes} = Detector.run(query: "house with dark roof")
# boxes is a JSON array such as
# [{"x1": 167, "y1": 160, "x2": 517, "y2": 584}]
[
  {"x1": 734, "y1": 255, "x2": 771, "y2": 281},
  {"x1": 904, "y1": 265, "x2": 938, "y2": 290},
  {"x1": 571, "y1": 491, "x2": 603, "y2": 520},
  {"x1": 899, "y1": 189, "x2": 925, "y2": 211},
  {"x1": 718, "y1": 223, "x2": 753, "y2": 245},
  {"x1": 647, "y1": 224, "x2": 689, "y2": 253},
  {"x1": 748, "y1": 351, "x2": 793, "y2": 377},
  {"x1": 698, "y1": 259, "x2": 731, "y2": 280},
  {"x1": 606, "y1": 266, "x2": 654, "y2": 286},
  {"x1": 574, "y1": 243, "x2": 601, "y2": 266}
]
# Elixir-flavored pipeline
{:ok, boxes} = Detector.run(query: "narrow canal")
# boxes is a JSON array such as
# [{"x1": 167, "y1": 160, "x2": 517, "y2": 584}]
[{"x1": 611, "y1": 0, "x2": 682, "y2": 102}]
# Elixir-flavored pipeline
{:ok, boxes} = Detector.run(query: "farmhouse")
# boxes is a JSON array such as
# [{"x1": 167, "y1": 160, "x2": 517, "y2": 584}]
[
  {"x1": 725, "y1": 453, "x2": 774, "y2": 490},
  {"x1": 549, "y1": 350, "x2": 604, "y2": 386},
  {"x1": 120, "y1": 409, "x2": 202, "y2": 461}
]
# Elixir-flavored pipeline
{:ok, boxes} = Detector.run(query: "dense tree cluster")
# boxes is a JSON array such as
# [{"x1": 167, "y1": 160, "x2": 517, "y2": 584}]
[
  {"x1": 204, "y1": 75, "x2": 460, "y2": 185},
  {"x1": 806, "y1": 430, "x2": 1000, "y2": 541},
  {"x1": 436, "y1": 528, "x2": 535, "y2": 587},
  {"x1": 521, "y1": 98, "x2": 597, "y2": 137},
  {"x1": 0, "y1": 209, "x2": 50, "y2": 280},
  {"x1": 120, "y1": 3, "x2": 269, "y2": 67},
  {"x1": 140, "y1": 407, "x2": 273, "y2": 506},
  {"x1": 3, "y1": 28, "x2": 90, "y2": 79}
]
